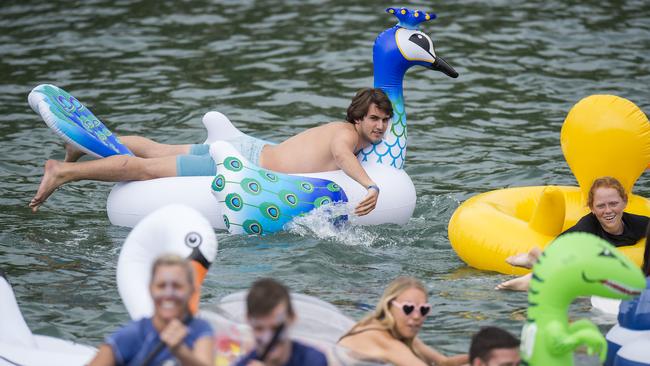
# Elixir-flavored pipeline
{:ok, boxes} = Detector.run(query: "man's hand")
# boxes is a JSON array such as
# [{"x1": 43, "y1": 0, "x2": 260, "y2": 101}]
[
  {"x1": 160, "y1": 318, "x2": 189, "y2": 352},
  {"x1": 355, "y1": 187, "x2": 379, "y2": 216}
]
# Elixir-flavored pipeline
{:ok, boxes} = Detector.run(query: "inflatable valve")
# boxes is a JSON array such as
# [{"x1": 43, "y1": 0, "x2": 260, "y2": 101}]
[{"x1": 528, "y1": 186, "x2": 565, "y2": 237}]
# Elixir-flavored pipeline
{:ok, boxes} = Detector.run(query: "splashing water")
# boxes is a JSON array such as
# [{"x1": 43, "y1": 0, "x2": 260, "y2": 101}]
[{"x1": 285, "y1": 203, "x2": 379, "y2": 247}]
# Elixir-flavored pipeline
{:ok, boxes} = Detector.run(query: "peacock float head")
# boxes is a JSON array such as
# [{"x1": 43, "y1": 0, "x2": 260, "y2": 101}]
[
  {"x1": 363, "y1": 7, "x2": 458, "y2": 168},
  {"x1": 374, "y1": 7, "x2": 458, "y2": 90}
]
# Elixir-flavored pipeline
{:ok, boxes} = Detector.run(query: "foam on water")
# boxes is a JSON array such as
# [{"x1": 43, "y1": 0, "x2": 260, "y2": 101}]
[{"x1": 285, "y1": 202, "x2": 379, "y2": 247}]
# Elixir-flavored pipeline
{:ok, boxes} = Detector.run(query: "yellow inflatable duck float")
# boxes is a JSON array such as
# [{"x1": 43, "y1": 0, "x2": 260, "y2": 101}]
[{"x1": 448, "y1": 95, "x2": 650, "y2": 275}]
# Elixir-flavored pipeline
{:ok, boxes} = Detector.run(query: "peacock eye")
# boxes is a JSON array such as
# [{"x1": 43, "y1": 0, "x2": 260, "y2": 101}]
[
  {"x1": 185, "y1": 232, "x2": 202, "y2": 248},
  {"x1": 409, "y1": 33, "x2": 431, "y2": 52}
]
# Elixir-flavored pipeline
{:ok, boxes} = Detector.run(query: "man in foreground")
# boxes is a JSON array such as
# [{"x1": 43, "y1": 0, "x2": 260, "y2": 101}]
[
  {"x1": 30, "y1": 88, "x2": 392, "y2": 217},
  {"x1": 235, "y1": 278, "x2": 328, "y2": 366}
]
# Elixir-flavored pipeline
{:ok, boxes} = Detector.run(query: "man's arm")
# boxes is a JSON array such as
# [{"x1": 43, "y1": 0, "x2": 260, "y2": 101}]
[{"x1": 330, "y1": 132, "x2": 379, "y2": 216}]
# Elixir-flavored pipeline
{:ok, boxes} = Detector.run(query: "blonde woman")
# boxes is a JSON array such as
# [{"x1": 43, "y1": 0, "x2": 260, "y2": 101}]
[{"x1": 338, "y1": 276, "x2": 468, "y2": 366}]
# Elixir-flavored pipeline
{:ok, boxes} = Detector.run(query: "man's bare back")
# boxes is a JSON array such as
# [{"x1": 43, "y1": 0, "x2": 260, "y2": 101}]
[{"x1": 261, "y1": 122, "x2": 360, "y2": 174}]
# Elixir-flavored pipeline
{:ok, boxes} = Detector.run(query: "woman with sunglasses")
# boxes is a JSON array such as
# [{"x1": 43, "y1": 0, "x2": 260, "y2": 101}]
[{"x1": 338, "y1": 276, "x2": 468, "y2": 366}]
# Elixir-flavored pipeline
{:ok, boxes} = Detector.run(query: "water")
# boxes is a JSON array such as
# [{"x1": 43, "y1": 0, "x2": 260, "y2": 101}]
[{"x1": 1, "y1": 0, "x2": 649, "y2": 364}]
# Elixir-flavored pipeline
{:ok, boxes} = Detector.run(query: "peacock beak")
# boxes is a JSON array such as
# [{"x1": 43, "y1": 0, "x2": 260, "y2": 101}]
[{"x1": 429, "y1": 56, "x2": 458, "y2": 78}]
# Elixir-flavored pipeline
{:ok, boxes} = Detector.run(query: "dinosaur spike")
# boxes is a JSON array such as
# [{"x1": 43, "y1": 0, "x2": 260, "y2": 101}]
[
  {"x1": 532, "y1": 273, "x2": 544, "y2": 282},
  {"x1": 385, "y1": 7, "x2": 437, "y2": 30}
]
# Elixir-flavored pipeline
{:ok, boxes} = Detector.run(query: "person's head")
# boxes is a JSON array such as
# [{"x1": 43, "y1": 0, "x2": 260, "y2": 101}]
[
  {"x1": 149, "y1": 254, "x2": 195, "y2": 322},
  {"x1": 346, "y1": 88, "x2": 393, "y2": 145},
  {"x1": 587, "y1": 176, "x2": 628, "y2": 235},
  {"x1": 469, "y1": 327, "x2": 520, "y2": 366},
  {"x1": 246, "y1": 278, "x2": 296, "y2": 366},
  {"x1": 368, "y1": 276, "x2": 430, "y2": 341}
]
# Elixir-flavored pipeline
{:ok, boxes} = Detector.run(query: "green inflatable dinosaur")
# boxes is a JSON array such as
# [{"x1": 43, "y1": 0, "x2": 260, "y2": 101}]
[{"x1": 520, "y1": 232, "x2": 645, "y2": 366}]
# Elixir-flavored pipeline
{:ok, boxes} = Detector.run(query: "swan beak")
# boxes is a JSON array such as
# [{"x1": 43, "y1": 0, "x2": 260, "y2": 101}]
[
  {"x1": 188, "y1": 249, "x2": 211, "y2": 315},
  {"x1": 429, "y1": 56, "x2": 458, "y2": 78}
]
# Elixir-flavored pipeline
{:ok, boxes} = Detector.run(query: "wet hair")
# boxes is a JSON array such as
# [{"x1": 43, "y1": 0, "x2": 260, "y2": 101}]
[
  {"x1": 469, "y1": 326, "x2": 520, "y2": 363},
  {"x1": 641, "y1": 222, "x2": 650, "y2": 277},
  {"x1": 345, "y1": 88, "x2": 393, "y2": 124},
  {"x1": 246, "y1": 278, "x2": 295, "y2": 318},
  {"x1": 587, "y1": 176, "x2": 627, "y2": 209},
  {"x1": 150, "y1": 254, "x2": 195, "y2": 291},
  {"x1": 341, "y1": 276, "x2": 427, "y2": 359}
]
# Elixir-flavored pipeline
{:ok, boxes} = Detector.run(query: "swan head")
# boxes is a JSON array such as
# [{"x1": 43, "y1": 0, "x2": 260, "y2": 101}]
[
  {"x1": 117, "y1": 205, "x2": 218, "y2": 320},
  {"x1": 374, "y1": 7, "x2": 458, "y2": 83}
]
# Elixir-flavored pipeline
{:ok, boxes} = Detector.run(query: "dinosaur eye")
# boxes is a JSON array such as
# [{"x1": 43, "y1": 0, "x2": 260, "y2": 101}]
[
  {"x1": 409, "y1": 33, "x2": 432, "y2": 52},
  {"x1": 185, "y1": 232, "x2": 202, "y2": 248},
  {"x1": 598, "y1": 248, "x2": 614, "y2": 258}
]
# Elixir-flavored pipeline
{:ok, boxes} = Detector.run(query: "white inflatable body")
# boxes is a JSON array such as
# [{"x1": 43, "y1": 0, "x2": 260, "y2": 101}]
[
  {"x1": 203, "y1": 291, "x2": 386, "y2": 366},
  {"x1": 0, "y1": 274, "x2": 96, "y2": 366},
  {"x1": 107, "y1": 111, "x2": 416, "y2": 230}
]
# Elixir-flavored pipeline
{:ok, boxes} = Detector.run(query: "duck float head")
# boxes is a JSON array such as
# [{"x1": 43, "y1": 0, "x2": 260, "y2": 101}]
[
  {"x1": 360, "y1": 7, "x2": 459, "y2": 168},
  {"x1": 561, "y1": 94, "x2": 650, "y2": 206}
]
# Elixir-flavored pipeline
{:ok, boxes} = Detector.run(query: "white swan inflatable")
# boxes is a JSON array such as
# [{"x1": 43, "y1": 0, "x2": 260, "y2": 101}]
[
  {"x1": 28, "y1": 7, "x2": 458, "y2": 233},
  {"x1": 0, "y1": 270, "x2": 96, "y2": 366}
]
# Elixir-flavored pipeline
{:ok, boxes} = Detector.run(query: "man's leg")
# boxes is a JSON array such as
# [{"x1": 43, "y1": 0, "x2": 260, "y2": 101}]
[
  {"x1": 29, "y1": 155, "x2": 177, "y2": 212},
  {"x1": 64, "y1": 136, "x2": 193, "y2": 162},
  {"x1": 118, "y1": 136, "x2": 192, "y2": 158}
]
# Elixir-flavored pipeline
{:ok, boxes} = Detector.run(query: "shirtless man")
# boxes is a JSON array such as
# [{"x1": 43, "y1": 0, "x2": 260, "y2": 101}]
[{"x1": 29, "y1": 88, "x2": 392, "y2": 216}]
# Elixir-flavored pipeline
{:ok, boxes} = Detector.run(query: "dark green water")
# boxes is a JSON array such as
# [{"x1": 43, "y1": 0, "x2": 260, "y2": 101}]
[{"x1": 1, "y1": 1, "x2": 649, "y2": 364}]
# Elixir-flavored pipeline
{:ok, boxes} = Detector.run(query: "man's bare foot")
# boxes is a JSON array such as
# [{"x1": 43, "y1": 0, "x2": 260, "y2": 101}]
[
  {"x1": 64, "y1": 143, "x2": 85, "y2": 162},
  {"x1": 29, "y1": 160, "x2": 66, "y2": 212},
  {"x1": 495, "y1": 273, "x2": 532, "y2": 292},
  {"x1": 506, "y1": 247, "x2": 542, "y2": 269}
]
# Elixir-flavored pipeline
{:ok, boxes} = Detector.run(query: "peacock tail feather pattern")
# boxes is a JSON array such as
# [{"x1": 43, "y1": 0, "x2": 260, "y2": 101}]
[{"x1": 211, "y1": 154, "x2": 348, "y2": 235}]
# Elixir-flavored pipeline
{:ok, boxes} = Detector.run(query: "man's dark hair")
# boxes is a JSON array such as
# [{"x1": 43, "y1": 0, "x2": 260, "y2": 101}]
[
  {"x1": 246, "y1": 278, "x2": 295, "y2": 318},
  {"x1": 469, "y1": 326, "x2": 520, "y2": 363},
  {"x1": 345, "y1": 88, "x2": 393, "y2": 123}
]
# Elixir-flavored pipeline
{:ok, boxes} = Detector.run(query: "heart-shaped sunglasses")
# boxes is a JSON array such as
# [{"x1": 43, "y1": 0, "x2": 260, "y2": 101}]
[{"x1": 391, "y1": 300, "x2": 431, "y2": 317}]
